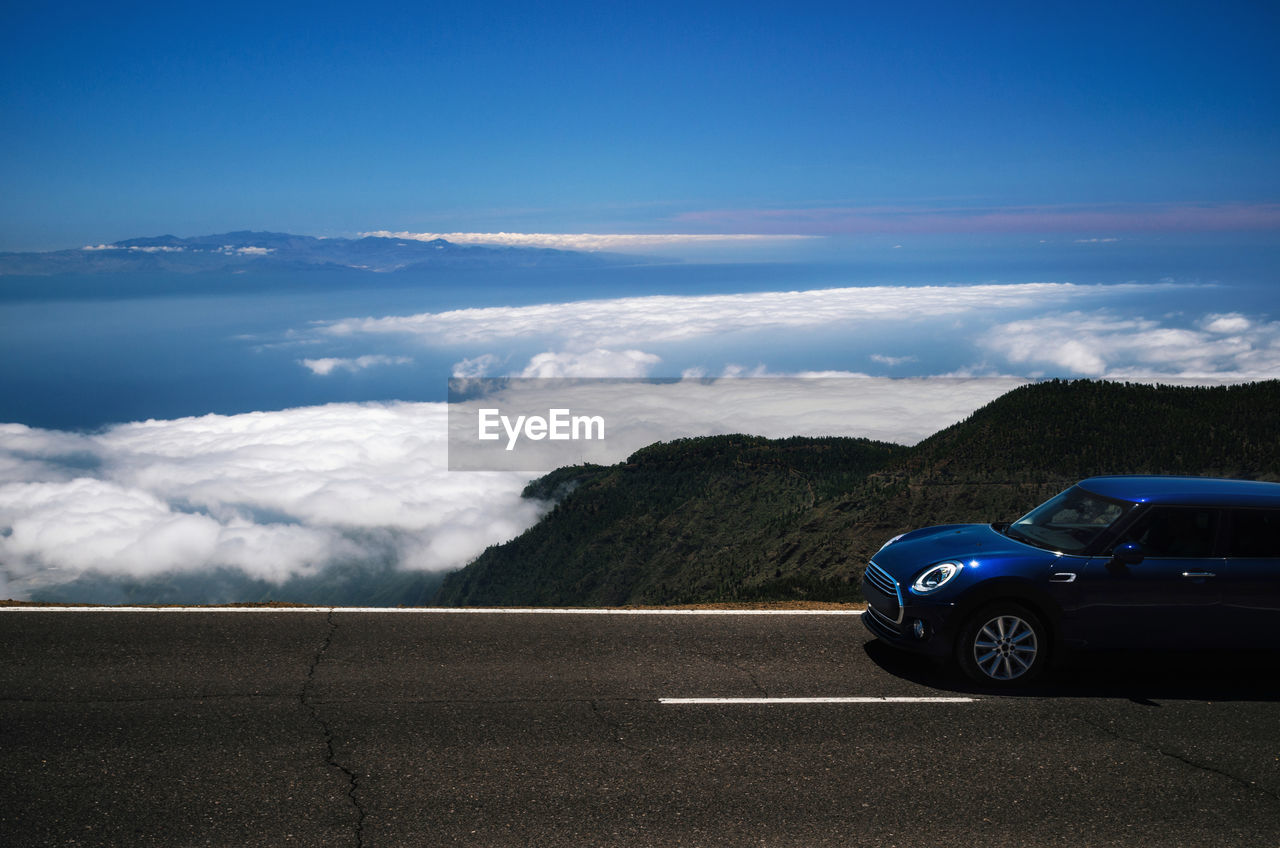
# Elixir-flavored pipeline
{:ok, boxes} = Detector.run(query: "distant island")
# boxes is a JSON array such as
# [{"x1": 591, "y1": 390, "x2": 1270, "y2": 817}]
[
  {"x1": 436, "y1": 379, "x2": 1280, "y2": 607},
  {"x1": 0, "y1": 231, "x2": 638, "y2": 276}
]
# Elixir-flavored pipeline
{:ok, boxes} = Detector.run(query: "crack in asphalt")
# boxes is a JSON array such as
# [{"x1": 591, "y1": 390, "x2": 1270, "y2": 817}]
[
  {"x1": 302, "y1": 609, "x2": 366, "y2": 848},
  {"x1": 1077, "y1": 715, "x2": 1280, "y2": 804}
]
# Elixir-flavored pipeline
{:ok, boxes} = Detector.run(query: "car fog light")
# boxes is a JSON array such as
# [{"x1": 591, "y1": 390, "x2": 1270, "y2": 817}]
[{"x1": 912, "y1": 619, "x2": 928, "y2": 639}]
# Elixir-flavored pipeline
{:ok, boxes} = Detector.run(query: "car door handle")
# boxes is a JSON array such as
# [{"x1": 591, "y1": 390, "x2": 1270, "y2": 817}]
[
  {"x1": 1181, "y1": 572, "x2": 1216, "y2": 578},
  {"x1": 1049, "y1": 572, "x2": 1077, "y2": 583}
]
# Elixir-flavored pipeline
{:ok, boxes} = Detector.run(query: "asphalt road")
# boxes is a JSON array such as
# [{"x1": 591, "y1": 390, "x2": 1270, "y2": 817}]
[{"x1": 2, "y1": 608, "x2": 1278, "y2": 847}]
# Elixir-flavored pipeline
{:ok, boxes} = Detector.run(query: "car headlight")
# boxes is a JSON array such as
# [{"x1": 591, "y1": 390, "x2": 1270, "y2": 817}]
[{"x1": 911, "y1": 561, "x2": 962, "y2": 594}]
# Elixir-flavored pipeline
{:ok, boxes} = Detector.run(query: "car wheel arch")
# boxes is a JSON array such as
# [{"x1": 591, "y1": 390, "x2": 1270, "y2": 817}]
[{"x1": 951, "y1": 579, "x2": 1064, "y2": 655}]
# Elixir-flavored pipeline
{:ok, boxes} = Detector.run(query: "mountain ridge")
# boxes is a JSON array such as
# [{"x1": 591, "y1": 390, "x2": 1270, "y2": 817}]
[{"x1": 0, "y1": 231, "x2": 641, "y2": 276}]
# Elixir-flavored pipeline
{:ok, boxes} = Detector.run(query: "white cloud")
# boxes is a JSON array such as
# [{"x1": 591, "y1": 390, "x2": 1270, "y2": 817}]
[
  {"x1": 1203, "y1": 313, "x2": 1253, "y2": 334},
  {"x1": 0, "y1": 423, "x2": 100, "y2": 484},
  {"x1": 0, "y1": 403, "x2": 547, "y2": 598},
  {"x1": 982, "y1": 311, "x2": 1280, "y2": 379},
  {"x1": 300, "y1": 355, "x2": 412, "y2": 376},
  {"x1": 79, "y1": 244, "x2": 274, "y2": 255},
  {"x1": 360, "y1": 231, "x2": 815, "y2": 252},
  {"x1": 1074, "y1": 237, "x2": 1120, "y2": 244},
  {"x1": 320, "y1": 282, "x2": 1146, "y2": 349},
  {"x1": 871, "y1": 354, "x2": 918, "y2": 367},
  {"x1": 82, "y1": 244, "x2": 185, "y2": 253},
  {"x1": 307, "y1": 282, "x2": 1275, "y2": 385},
  {"x1": 719, "y1": 363, "x2": 773, "y2": 378},
  {"x1": 0, "y1": 478, "x2": 343, "y2": 579},
  {"x1": 452, "y1": 353, "x2": 503, "y2": 378},
  {"x1": 519, "y1": 349, "x2": 661, "y2": 378}
]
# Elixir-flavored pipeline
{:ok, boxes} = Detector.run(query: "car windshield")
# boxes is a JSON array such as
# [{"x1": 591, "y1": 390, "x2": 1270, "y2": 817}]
[{"x1": 1005, "y1": 486, "x2": 1132, "y2": 554}]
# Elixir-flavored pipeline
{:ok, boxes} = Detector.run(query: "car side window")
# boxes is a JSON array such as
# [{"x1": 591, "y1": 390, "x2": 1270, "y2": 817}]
[
  {"x1": 1114, "y1": 507, "x2": 1220, "y2": 558},
  {"x1": 1226, "y1": 508, "x2": 1280, "y2": 558}
]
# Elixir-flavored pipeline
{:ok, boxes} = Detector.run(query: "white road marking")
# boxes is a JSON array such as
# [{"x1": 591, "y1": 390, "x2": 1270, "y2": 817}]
[
  {"x1": 660, "y1": 696, "x2": 977, "y2": 704},
  {"x1": 0, "y1": 606, "x2": 864, "y2": 615}
]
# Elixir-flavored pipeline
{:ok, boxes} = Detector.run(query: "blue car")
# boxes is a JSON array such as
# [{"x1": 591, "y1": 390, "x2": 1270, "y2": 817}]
[{"x1": 861, "y1": 476, "x2": 1280, "y2": 686}]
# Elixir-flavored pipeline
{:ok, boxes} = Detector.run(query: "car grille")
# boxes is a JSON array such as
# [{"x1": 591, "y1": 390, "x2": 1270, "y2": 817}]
[{"x1": 862, "y1": 561, "x2": 903, "y2": 626}]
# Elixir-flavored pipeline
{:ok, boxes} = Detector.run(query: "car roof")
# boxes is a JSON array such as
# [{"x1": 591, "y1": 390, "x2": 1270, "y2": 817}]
[{"x1": 1077, "y1": 475, "x2": 1280, "y2": 507}]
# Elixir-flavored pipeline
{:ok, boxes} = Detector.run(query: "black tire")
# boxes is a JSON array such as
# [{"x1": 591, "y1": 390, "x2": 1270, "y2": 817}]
[{"x1": 955, "y1": 602, "x2": 1048, "y2": 687}]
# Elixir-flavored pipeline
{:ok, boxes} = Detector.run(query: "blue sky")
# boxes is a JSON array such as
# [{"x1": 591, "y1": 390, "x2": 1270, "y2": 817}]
[{"x1": 2, "y1": 0, "x2": 1277, "y2": 250}]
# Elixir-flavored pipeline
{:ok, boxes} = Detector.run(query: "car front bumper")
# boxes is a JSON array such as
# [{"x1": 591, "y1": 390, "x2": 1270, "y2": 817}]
[
  {"x1": 861, "y1": 571, "x2": 957, "y2": 658},
  {"x1": 861, "y1": 602, "x2": 957, "y2": 658}
]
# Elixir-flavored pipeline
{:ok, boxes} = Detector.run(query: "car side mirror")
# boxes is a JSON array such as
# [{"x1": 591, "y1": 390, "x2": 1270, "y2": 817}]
[{"x1": 1109, "y1": 542, "x2": 1145, "y2": 567}]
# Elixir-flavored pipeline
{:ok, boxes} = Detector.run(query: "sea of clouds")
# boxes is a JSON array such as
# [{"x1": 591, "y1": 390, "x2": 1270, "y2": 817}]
[
  {"x1": 314, "y1": 282, "x2": 1280, "y2": 384},
  {"x1": 0, "y1": 404, "x2": 542, "y2": 600}
]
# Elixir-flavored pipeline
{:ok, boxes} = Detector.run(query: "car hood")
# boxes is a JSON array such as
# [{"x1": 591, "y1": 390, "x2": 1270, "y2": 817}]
[{"x1": 870, "y1": 523, "x2": 1051, "y2": 582}]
